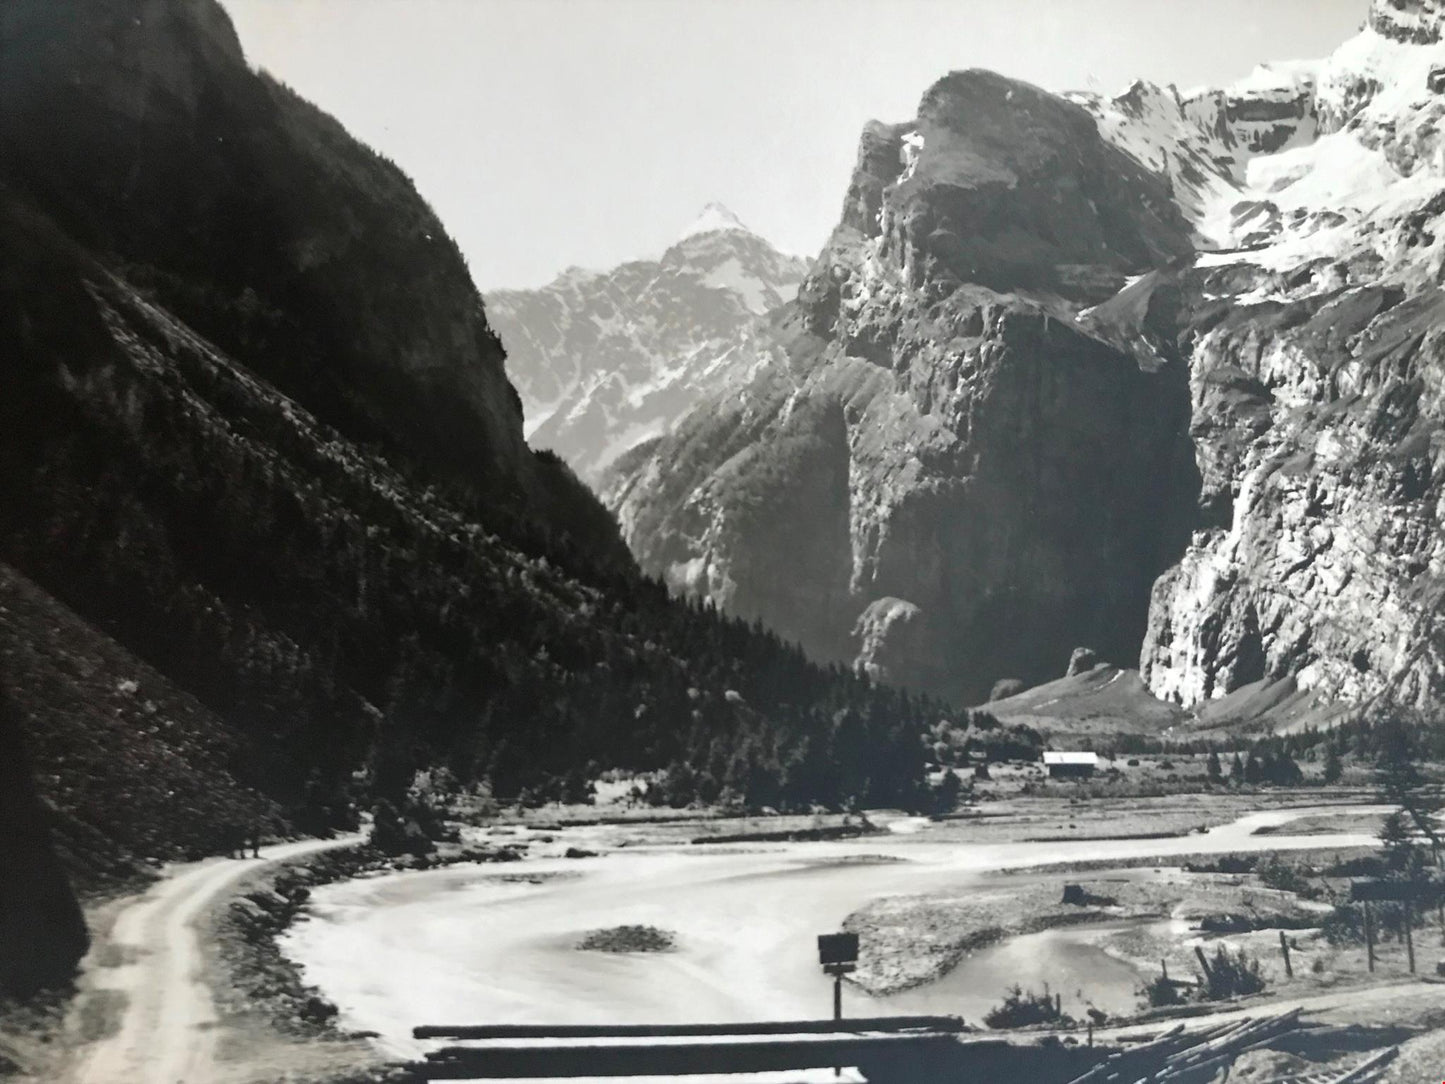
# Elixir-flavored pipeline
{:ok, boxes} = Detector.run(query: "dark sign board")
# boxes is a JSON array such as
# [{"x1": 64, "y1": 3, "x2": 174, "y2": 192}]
[
  {"x1": 817, "y1": 933, "x2": 859, "y2": 966},
  {"x1": 1351, "y1": 879, "x2": 1443, "y2": 902}
]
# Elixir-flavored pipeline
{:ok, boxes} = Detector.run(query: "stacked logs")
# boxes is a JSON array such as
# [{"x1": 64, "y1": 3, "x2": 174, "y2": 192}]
[{"x1": 1065, "y1": 1011, "x2": 1399, "y2": 1084}]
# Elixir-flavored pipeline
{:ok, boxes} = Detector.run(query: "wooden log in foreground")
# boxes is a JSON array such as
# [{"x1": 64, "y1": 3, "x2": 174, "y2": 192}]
[
  {"x1": 414, "y1": 1015, "x2": 964, "y2": 1040},
  {"x1": 410, "y1": 1007, "x2": 1390, "y2": 1084},
  {"x1": 1331, "y1": 1046, "x2": 1400, "y2": 1084},
  {"x1": 412, "y1": 1032, "x2": 962, "y2": 1079}
]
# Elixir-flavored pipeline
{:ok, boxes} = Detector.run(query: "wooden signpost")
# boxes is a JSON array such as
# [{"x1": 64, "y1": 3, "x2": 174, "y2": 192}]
[
  {"x1": 818, "y1": 933, "x2": 860, "y2": 1077},
  {"x1": 818, "y1": 933, "x2": 859, "y2": 1021}
]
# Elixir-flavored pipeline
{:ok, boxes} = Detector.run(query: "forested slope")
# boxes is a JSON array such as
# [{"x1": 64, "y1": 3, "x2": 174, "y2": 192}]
[{"x1": 0, "y1": 1, "x2": 952, "y2": 963}]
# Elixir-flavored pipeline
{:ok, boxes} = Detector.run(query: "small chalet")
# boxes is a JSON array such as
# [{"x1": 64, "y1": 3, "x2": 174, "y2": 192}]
[{"x1": 1042, "y1": 751, "x2": 1099, "y2": 780}]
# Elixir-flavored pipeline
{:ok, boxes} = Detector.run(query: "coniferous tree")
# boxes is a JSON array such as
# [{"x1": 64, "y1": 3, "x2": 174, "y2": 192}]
[{"x1": 1375, "y1": 707, "x2": 1442, "y2": 865}]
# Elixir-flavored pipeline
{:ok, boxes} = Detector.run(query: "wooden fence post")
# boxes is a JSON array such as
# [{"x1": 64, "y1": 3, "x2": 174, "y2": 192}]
[
  {"x1": 1364, "y1": 900, "x2": 1375, "y2": 973},
  {"x1": 1194, "y1": 945, "x2": 1214, "y2": 989},
  {"x1": 1278, "y1": 930, "x2": 1293, "y2": 978},
  {"x1": 1405, "y1": 901, "x2": 1416, "y2": 974}
]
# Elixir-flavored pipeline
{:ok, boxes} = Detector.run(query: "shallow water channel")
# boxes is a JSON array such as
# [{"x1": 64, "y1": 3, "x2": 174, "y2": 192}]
[{"x1": 884, "y1": 921, "x2": 1153, "y2": 1022}]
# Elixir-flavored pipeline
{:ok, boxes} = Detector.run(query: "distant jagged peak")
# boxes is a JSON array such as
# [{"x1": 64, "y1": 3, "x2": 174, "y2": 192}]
[
  {"x1": 550, "y1": 263, "x2": 602, "y2": 288},
  {"x1": 678, "y1": 202, "x2": 752, "y2": 241}
]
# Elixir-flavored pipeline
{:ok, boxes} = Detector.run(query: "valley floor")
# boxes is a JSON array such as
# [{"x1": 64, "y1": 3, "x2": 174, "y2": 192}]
[
  {"x1": 9, "y1": 793, "x2": 1442, "y2": 1084},
  {"x1": 286, "y1": 799, "x2": 1396, "y2": 1045}
]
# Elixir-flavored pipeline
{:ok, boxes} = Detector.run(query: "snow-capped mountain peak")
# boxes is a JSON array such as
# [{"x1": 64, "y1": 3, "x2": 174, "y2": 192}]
[
  {"x1": 487, "y1": 209, "x2": 809, "y2": 482},
  {"x1": 679, "y1": 202, "x2": 751, "y2": 240},
  {"x1": 1070, "y1": 0, "x2": 1445, "y2": 297}
]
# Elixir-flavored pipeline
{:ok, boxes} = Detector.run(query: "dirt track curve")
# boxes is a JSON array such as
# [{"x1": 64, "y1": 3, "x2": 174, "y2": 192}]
[{"x1": 68, "y1": 835, "x2": 359, "y2": 1084}]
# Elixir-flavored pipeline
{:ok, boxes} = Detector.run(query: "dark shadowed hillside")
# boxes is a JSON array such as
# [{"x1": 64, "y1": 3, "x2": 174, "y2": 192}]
[
  {"x1": 0, "y1": 0, "x2": 627, "y2": 576},
  {"x1": 0, "y1": 2, "x2": 959, "y2": 984},
  {"x1": 0, "y1": 684, "x2": 89, "y2": 999},
  {"x1": 0, "y1": 561, "x2": 274, "y2": 889}
]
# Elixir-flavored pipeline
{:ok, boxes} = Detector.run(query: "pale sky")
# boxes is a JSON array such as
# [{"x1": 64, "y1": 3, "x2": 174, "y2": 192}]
[{"x1": 220, "y1": 0, "x2": 1366, "y2": 289}]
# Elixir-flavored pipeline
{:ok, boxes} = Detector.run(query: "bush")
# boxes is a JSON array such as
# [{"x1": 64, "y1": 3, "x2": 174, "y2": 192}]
[
  {"x1": 984, "y1": 985, "x2": 1075, "y2": 1029},
  {"x1": 1324, "y1": 855, "x2": 1385, "y2": 878},
  {"x1": 930, "y1": 770, "x2": 963, "y2": 815},
  {"x1": 1196, "y1": 947, "x2": 1266, "y2": 1000},
  {"x1": 1321, "y1": 903, "x2": 1367, "y2": 945},
  {"x1": 369, "y1": 799, "x2": 435, "y2": 857},
  {"x1": 1256, "y1": 854, "x2": 1318, "y2": 898},
  {"x1": 1141, "y1": 974, "x2": 1185, "y2": 1008}
]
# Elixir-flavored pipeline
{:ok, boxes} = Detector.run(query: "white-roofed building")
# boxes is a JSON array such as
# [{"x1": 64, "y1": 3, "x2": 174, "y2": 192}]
[{"x1": 1042, "y1": 751, "x2": 1099, "y2": 779}]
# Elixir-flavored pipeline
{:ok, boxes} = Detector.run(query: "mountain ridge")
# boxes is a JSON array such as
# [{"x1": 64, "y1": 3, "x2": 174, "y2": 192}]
[
  {"x1": 607, "y1": 0, "x2": 1445, "y2": 722},
  {"x1": 489, "y1": 208, "x2": 809, "y2": 481}
]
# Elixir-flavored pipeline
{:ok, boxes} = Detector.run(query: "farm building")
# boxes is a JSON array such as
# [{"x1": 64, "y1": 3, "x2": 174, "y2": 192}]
[{"x1": 1041, "y1": 751, "x2": 1099, "y2": 780}]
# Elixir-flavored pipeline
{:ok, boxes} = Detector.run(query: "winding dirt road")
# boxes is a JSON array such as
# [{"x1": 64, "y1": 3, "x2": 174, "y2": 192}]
[{"x1": 67, "y1": 835, "x2": 359, "y2": 1084}]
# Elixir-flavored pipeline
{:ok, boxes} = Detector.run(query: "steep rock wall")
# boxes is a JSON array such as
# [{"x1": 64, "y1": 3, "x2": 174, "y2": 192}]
[
  {"x1": 609, "y1": 71, "x2": 1199, "y2": 703},
  {"x1": 1139, "y1": 279, "x2": 1445, "y2": 713}
]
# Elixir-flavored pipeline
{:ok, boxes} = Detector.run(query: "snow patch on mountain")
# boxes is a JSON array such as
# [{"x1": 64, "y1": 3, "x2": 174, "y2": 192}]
[{"x1": 1073, "y1": 1, "x2": 1445, "y2": 296}]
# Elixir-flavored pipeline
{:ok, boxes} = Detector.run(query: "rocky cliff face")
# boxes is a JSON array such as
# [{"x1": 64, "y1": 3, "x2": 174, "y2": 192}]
[
  {"x1": 490, "y1": 205, "x2": 808, "y2": 482},
  {"x1": 609, "y1": 71, "x2": 1200, "y2": 703},
  {"x1": 610, "y1": 1, "x2": 1445, "y2": 721},
  {"x1": 1120, "y1": 1, "x2": 1445, "y2": 718}
]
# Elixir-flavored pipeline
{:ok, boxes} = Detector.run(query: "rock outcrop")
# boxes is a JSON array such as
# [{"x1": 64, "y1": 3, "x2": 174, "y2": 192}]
[
  {"x1": 611, "y1": 1, "x2": 1445, "y2": 723},
  {"x1": 1372, "y1": 0, "x2": 1445, "y2": 43},
  {"x1": 0, "y1": 682, "x2": 89, "y2": 997},
  {"x1": 1115, "y1": 1, "x2": 1445, "y2": 716},
  {"x1": 490, "y1": 205, "x2": 808, "y2": 482}
]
